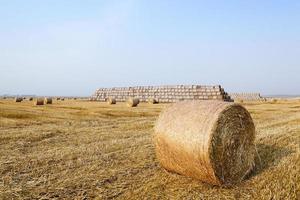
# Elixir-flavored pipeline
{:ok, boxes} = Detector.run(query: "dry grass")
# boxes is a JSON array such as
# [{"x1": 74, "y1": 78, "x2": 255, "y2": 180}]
[{"x1": 0, "y1": 99, "x2": 299, "y2": 199}]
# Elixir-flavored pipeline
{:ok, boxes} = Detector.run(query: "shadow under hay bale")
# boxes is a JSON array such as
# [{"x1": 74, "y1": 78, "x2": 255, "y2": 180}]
[
  {"x1": 154, "y1": 100, "x2": 256, "y2": 186},
  {"x1": 127, "y1": 98, "x2": 139, "y2": 107},
  {"x1": 247, "y1": 143, "x2": 293, "y2": 179}
]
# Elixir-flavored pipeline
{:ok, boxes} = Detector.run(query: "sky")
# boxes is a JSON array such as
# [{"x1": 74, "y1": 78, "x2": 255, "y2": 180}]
[{"x1": 0, "y1": 0, "x2": 300, "y2": 96}]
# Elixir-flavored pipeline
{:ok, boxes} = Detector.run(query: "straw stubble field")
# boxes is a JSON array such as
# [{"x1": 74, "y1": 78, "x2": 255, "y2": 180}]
[{"x1": 0, "y1": 99, "x2": 299, "y2": 199}]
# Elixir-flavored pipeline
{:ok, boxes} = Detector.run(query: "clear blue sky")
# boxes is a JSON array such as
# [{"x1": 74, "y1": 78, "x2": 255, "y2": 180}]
[{"x1": 1, "y1": 0, "x2": 299, "y2": 96}]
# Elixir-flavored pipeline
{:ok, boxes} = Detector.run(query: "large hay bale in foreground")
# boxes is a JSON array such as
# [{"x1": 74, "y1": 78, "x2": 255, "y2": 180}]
[
  {"x1": 15, "y1": 97, "x2": 23, "y2": 102},
  {"x1": 44, "y1": 97, "x2": 52, "y2": 104},
  {"x1": 154, "y1": 100, "x2": 255, "y2": 185},
  {"x1": 35, "y1": 98, "x2": 44, "y2": 106},
  {"x1": 107, "y1": 97, "x2": 116, "y2": 105},
  {"x1": 126, "y1": 98, "x2": 139, "y2": 107}
]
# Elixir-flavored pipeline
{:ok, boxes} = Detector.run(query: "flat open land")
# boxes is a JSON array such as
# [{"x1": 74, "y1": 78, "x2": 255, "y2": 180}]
[{"x1": 0, "y1": 99, "x2": 299, "y2": 199}]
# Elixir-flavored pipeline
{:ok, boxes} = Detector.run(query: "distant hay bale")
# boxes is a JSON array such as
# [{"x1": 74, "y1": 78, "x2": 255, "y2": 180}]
[
  {"x1": 15, "y1": 97, "x2": 23, "y2": 102},
  {"x1": 61, "y1": 98, "x2": 65, "y2": 101},
  {"x1": 107, "y1": 97, "x2": 116, "y2": 105},
  {"x1": 56, "y1": 97, "x2": 60, "y2": 100},
  {"x1": 126, "y1": 98, "x2": 139, "y2": 107},
  {"x1": 44, "y1": 97, "x2": 52, "y2": 104},
  {"x1": 35, "y1": 98, "x2": 44, "y2": 106},
  {"x1": 271, "y1": 99, "x2": 277, "y2": 103},
  {"x1": 154, "y1": 100, "x2": 255, "y2": 185},
  {"x1": 148, "y1": 98, "x2": 158, "y2": 104},
  {"x1": 29, "y1": 97, "x2": 33, "y2": 101}
]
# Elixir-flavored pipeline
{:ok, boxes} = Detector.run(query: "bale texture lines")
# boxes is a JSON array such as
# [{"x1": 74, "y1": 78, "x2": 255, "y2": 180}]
[{"x1": 153, "y1": 100, "x2": 256, "y2": 185}]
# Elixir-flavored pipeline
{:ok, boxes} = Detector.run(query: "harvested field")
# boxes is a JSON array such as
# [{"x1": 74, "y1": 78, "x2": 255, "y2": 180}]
[{"x1": 0, "y1": 99, "x2": 299, "y2": 199}]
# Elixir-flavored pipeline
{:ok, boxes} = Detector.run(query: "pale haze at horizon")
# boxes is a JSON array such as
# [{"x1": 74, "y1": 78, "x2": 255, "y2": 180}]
[{"x1": 1, "y1": 1, "x2": 300, "y2": 96}]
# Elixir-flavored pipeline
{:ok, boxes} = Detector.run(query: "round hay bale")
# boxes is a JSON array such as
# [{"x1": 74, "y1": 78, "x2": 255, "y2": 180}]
[
  {"x1": 29, "y1": 97, "x2": 33, "y2": 101},
  {"x1": 154, "y1": 100, "x2": 255, "y2": 185},
  {"x1": 126, "y1": 98, "x2": 139, "y2": 107},
  {"x1": 14, "y1": 97, "x2": 23, "y2": 102},
  {"x1": 44, "y1": 97, "x2": 52, "y2": 104},
  {"x1": 61, "y1": 98, "x2": 65, "y2": 101},
  {"x1": 56, "y1": 97, "x2": 60, "y2": 100},
  {"x1": 107, "y1": 97, "x2": 116, "y2": 105},
  {"x1": 148, "y1": 98, "x2": 158, "y2": 104},
  {"x1": 35, "y1": 98, "x2": 44, "y2": 106}
]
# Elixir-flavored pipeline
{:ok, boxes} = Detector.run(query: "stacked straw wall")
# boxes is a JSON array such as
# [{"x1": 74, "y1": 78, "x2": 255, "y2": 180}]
[
  {"x1": 229, "y1": 93, "x2": 263, "y2": 101},
  {"x1": 90, "y1": 85, "x2": 231, "y2": 102}
]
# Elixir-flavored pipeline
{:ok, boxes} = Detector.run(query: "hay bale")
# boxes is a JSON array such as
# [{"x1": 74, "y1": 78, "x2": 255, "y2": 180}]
[
  {"x1": 44, "y1": 97, "x2": 52, "y2": 104},
  {"x1": 107, "y1": 97, "x2": 116, "y2": 105},
  {"x1": 56, "y1": 97, "x2": 60, "y2": 100},
  {"x1": 154, "y1": 100, "x2": 255, "y2": 185},
  {"x1": 35, "y1": 98, "x2": 44, "y2": 106},
  {"x1": 126, "y1": 98, "x2": 139, "y2": 107},
  {"x1": 61, "y1": 98, "x2": 65, "y2": 101},
  {"x1": 14, "y1": 97, "x2": 23, "y2": 102},
  {"x1": 29, "y1": 97, "x2": 33, "y2": 101},
  {"x1": 148, "y1": 98, "x2": 158, "y2": 104}
]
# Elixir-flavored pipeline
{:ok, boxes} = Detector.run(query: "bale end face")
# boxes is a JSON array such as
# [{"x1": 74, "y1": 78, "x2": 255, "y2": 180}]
[{"x1": 153, "y1": 100, "x2": 255, "y2": 185}]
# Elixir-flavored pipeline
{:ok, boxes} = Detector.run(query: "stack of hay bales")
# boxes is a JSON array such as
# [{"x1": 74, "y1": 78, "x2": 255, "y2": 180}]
[
  {"x1": 230, "y1": 93, "x2": 263, "y2": 101},
  {"x1": 127, "y1": 98, "x2": 139, "y2": 107},
  {"x1": 90, "y1": 85, "x2": 231, "y2": 102},
  {"x1": 107, "y1": 97, "x2": 116, "y2": 105},
  {"x1": 45, "y1": 97, "x2": 52, "y2": 104},
  {"x1": 35, "y1": 98, "x2": 44, "y2": 106},
  {"x1": 15, "y1": 97, "x2": 23, "y2": 102},
  {"x1": 153, "y1": 100, "x2": 255, "y2": 185}
]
